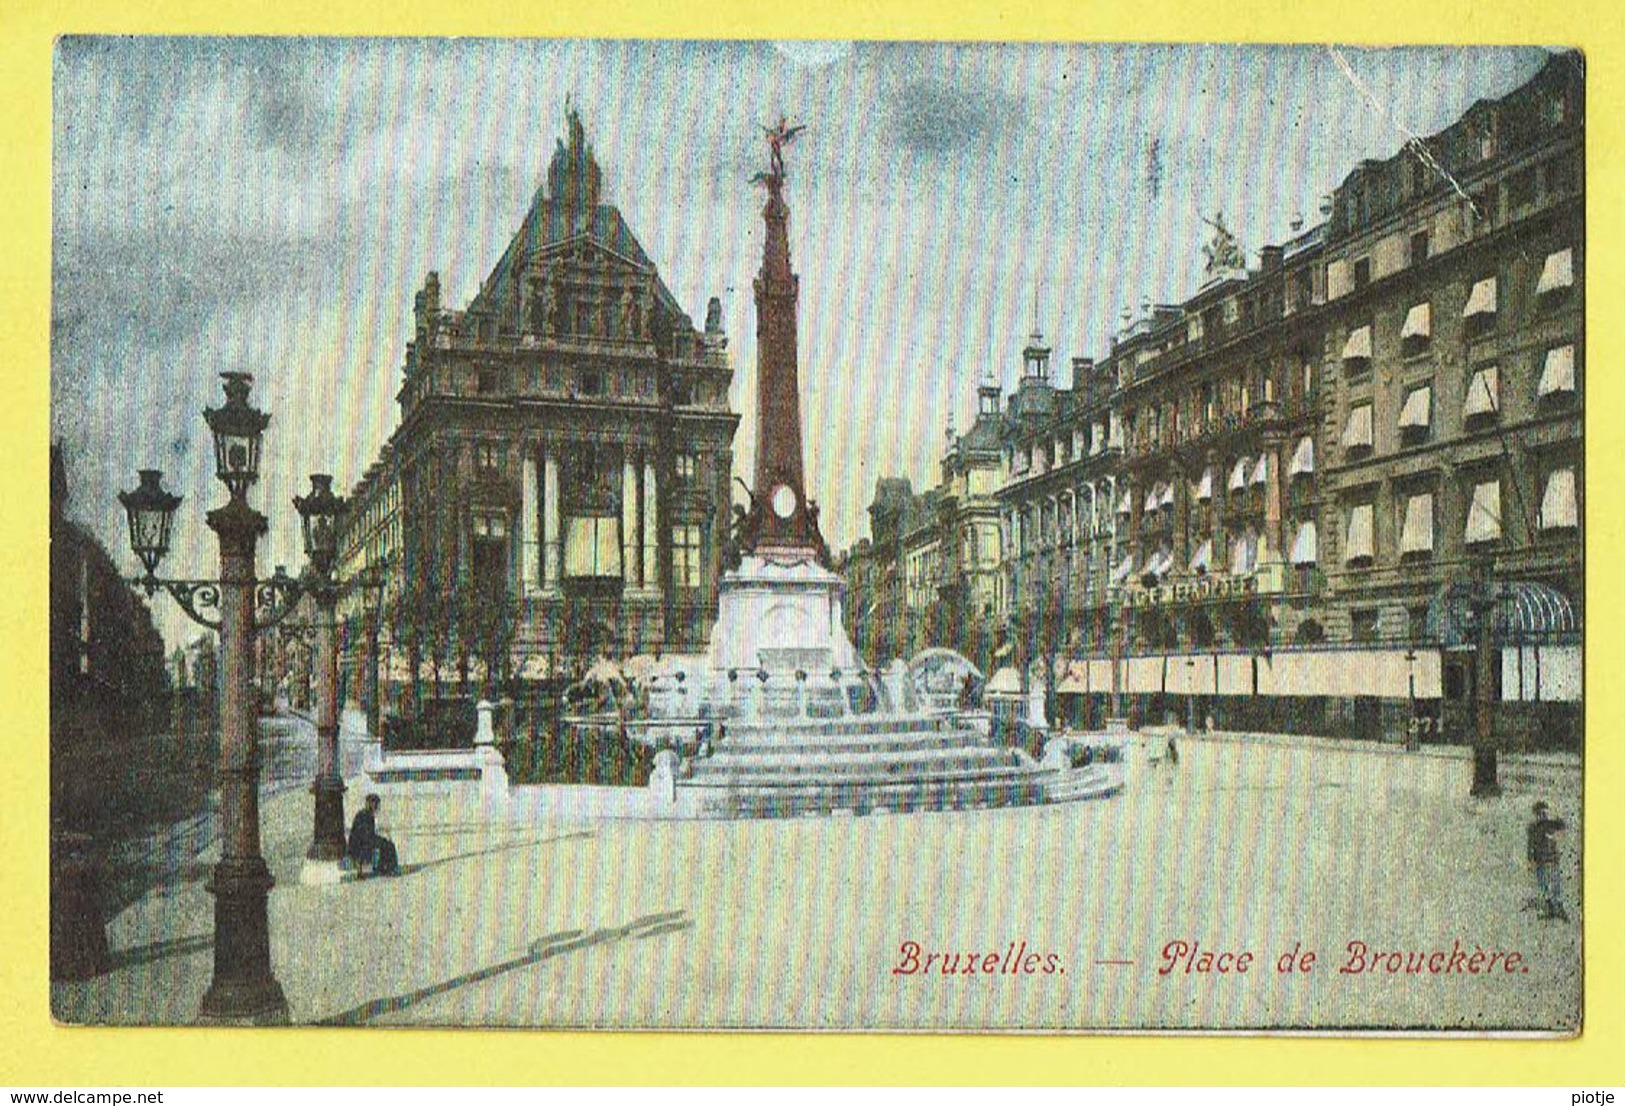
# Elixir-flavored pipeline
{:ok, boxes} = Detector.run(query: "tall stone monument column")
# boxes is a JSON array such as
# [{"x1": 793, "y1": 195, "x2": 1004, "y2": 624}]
[{"x1": 744, "y1": 118, "x2": 826, "y2": 560}]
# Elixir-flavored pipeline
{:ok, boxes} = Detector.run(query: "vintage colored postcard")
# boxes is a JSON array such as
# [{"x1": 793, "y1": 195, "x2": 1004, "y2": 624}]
[{"x1": 44, "y1": 37, "x2": 1587, "y2": 1036}]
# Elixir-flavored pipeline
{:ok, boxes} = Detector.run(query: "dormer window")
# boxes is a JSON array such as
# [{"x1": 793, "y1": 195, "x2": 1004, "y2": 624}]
[{"x1": 1409, "y1": 230, "x2": 1430, "y2": 266}]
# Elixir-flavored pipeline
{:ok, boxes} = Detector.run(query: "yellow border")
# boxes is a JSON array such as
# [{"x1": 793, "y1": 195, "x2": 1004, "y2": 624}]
[{"x1": 3, "y1": 0, "x2": 1621, "y2": 1087}]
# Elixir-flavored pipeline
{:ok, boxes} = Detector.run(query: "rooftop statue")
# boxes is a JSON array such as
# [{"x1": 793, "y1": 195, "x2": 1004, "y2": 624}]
[
  {"x1": 751, "y1": 116, "x2": 806, "y2": 191},
  {"x1": 1200, "y1": 211, "x2": 1247, "y2": 277}
]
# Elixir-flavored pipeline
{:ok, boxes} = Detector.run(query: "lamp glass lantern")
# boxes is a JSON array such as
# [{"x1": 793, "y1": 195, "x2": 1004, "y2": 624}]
[
  {"x1": 293, "y1": 474, "x2": 345, "y2": 578},
  {"x1": 118, "y1": 469, "x2": 182, "y2": 578},
  {"x1": 203, "y1": 372, "x2": 271, "y2": 500}
]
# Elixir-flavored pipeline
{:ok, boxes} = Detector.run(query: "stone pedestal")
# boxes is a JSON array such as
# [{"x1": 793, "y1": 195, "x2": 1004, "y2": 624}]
[{"x1": 705, "y1": 552, "x2": 861, "y2": 674}]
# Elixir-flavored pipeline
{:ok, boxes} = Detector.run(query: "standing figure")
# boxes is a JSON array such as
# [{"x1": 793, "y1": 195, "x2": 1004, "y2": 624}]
[
  {"x1": 1526, "y1": 800, "x2": 1569, "y2": 921},
  {"x1": 619, "y1": 285, "x2": 639, "y2": 337}
]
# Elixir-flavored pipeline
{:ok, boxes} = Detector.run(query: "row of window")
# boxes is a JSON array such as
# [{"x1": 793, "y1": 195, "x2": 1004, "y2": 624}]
[
  {"x1": 1339, "y1": 342, "x2": 1578, "y2": 459},
  {"x1": 1341, "y1": 246, "x2": 1576, "y2": 375},
  {"x1": 1002, "y1": 462, "x2": 1579, "y2": 576},
  {"x1": 466, "y1": 511, "x2": 709, "y2": 589},
  {"x1": 1338, "y1": 465, "x2": 1579, "y2": 566}
]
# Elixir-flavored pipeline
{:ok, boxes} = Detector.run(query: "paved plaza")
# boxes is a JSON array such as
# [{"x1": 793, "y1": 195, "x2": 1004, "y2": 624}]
[{"x1": 53, "y1": 730, "x2": 1581, "y2": 1031}]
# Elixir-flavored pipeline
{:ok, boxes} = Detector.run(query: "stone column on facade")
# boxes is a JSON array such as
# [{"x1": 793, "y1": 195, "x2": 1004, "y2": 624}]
[
  {"x1": 1261, "y1": 432, "x2": 1286, "y2": 563},
  {"x1": 521, "y1": 449, "x2": 540, "y2": 595},
  {"x1": 621, "y1": 454, "x2": 639, "y2": 589},
  {"x1": 542, "y1": 448, "x2": 561, "y2": 594},
  {"x1": 1127, "y1": 476, "x2": 1142, "y2": 562},
  {"x1": 1207, "y1": 450, "x2": 1225, "y2": 575},
  {"x1": 641, "y1": 455, "x2": 658, "y2": 593},
  {"x1": 1174, "y1": 462, "x2": 1192, "y2": 572}
]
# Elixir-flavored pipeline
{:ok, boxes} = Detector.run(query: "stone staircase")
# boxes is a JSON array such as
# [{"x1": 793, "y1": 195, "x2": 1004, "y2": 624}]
[{"x1": 672, "y1": 717, "x2": 1121, "y2": 819}]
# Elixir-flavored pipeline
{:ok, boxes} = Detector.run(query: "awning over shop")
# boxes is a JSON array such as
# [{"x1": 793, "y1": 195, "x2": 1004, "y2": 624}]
[
  {"x1": 1262, "y1": 650, "x2": 1441, "y2": 699},
  {"x1": 1503, "y1": 645, "x2": 1581, "y2": 702},
  {"x1": 1196, "y1": 467, "x2": 1213, "y2": 501},
  {"x1": 1228, "y1": 457, "x2": 1249, "y2": 491},
  {"x1": 1126, "y1": 657, "x2": 1164, "y2": 694},
  {"x1": 1158, "y1": 482, "x2": 1175, "y2": 509},
  {"x1": 1251, "y1": 454, "x2": 1269, "y2": 486},
  {"x1": 1117, "y1": 490, "x2": 1131, "y2": 515},
  {"x1": 1163, "y1": 654, "x2": 1217, "y2": 695},
  {"x1": 1536, "y1": 247, "x2": 1574, "y2": 297},
  {"x1": 985, "y1": 666, "x2": 1022, "y2": 695},
  {"x1": 1538, "y1": 345, "x2": 1575, "y2": 397},
  {"x1": 1427, "y1": 579, "x2": 1579, "y2": 648},
  {"x1": 1055, "y1": 659, "x2": 1088, "y2": 694}
]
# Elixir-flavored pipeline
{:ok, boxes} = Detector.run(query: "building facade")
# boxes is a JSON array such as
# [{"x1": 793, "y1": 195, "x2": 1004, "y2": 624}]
[
  {"x1": 335, "y1": 110, "x2": 739, "y2": 705},
  {"x1": 842, "y1": 375, "x2": 1007, "y2": 671},
  {"x1": 843, "y1": 52, "x2": 1582, "y2": 745}
]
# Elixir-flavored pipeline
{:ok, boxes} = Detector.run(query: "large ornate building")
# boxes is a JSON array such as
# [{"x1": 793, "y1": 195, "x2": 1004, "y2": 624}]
[
  {"x1": 843, "y1": 51, "x2": 1582, "y2": 745},
  {"x1": 335, "y1": 111, "x2": 739, "y2": 705}
]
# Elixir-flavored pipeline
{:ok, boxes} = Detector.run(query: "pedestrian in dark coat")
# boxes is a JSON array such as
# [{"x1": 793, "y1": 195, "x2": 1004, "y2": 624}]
[
  {"x1": 348, "y1": 794, "x2": 400, "y2": 877},
  {"x1": 1527, "y1": 800, "x2": 1568, "y2": 921}
]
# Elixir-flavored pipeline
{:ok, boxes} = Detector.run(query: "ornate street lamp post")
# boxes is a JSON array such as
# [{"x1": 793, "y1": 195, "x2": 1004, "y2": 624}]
[
  {"x1": 118, "y1": 372, "x2": 305, "y2": 1025},
  {"x1": 356, "y1": 561, "x2": 387, "y2": 744},
  {"x1": 293, "y1": 474, "x2": 347, "y2": 883},
  {"x1": 1404, "y1": 645, "x2": 1419, "y2": 752}
]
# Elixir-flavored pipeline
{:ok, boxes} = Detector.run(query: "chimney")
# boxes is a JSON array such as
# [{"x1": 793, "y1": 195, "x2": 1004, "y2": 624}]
[
  {"x1": 1071, "y1": 357, "x2": 1095, "y2": 392},
  {"x1": 1260, "y1": 245, "x2": 1284, "y2": 273}
]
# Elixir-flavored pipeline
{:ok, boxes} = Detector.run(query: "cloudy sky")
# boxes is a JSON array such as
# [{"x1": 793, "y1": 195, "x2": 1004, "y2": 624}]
[{"x1": 52, "y1": 38, "x2": 1553, "y2": 646}]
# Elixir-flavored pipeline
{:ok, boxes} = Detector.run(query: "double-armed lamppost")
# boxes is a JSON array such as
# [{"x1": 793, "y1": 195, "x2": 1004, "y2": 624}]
[{"x1": 118, "y1": 372, "x2": 346, "y2": 1023}]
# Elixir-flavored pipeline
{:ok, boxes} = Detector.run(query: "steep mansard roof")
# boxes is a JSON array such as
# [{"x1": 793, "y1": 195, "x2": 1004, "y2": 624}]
[{"x1": 467, "y1": 193, "x2": 687, "y2": 322}]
